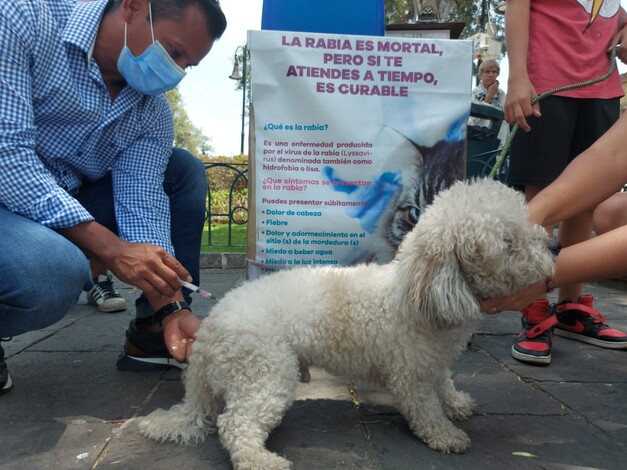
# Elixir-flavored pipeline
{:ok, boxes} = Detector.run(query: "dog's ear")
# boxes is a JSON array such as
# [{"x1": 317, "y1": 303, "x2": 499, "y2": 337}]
[
  {"x1": 395, "y1": 229, "x2": 480, "y2": 330},
  {"x1": 417, "y1": 259, "x2": 480, "y2": 329}
]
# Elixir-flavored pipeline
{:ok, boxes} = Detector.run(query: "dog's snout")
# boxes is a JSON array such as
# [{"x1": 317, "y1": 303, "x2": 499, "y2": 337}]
[{"x1": 548, "y1": 239, "x2": 561, "y2": 257}]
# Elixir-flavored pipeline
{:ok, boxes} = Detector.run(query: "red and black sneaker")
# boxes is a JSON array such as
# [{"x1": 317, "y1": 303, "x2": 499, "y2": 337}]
[
  {"x1": 511, "y1": 300, "x2": 558, "y2": 365},
  {"x1": 554, "y1": 295, "x2": 627, "y2": 350}
]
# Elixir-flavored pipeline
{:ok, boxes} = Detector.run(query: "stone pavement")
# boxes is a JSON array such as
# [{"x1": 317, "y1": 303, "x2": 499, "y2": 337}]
[{"x1": 1, "y1": 270, "x2": 626, "y2": 470}]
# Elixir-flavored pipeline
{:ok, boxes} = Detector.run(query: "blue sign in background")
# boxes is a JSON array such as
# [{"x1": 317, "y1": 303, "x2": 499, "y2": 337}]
[{"x1": 261, "y1": 0, "x2": 385, "y2": 36}]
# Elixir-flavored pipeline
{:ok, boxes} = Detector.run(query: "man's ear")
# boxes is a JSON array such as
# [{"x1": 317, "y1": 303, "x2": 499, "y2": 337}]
[{"x1": 120, "y1": 0, "x2": 149, "y2": 24}]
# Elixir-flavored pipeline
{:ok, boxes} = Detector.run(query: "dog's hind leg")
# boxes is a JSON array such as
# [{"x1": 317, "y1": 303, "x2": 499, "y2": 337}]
[
  {"x1": 139, "y1": 353, "x2": 218, "y2": 445},
  {"x1": 387, "y1": 373, "x2": 471, "y2": 453},
  {"x1": 217, "y1": 343, "x2": 299, "y2": 470},
  {"x1": 435, "y1": 368, "x2": 475, "y2": 421}
]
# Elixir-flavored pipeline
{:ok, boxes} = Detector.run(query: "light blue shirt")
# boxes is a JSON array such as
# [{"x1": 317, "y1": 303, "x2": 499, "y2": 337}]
[{"x1": 0, "y1": 0, "x2": 176, "y2": 254}]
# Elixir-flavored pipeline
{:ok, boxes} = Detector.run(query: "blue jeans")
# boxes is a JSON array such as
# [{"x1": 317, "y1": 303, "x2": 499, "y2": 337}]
[{"x1": 0, "y1": 148, "x2": 208, "y2": 336}]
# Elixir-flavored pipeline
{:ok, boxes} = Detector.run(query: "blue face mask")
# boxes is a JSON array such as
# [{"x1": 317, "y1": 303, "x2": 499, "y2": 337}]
[{"x1": 117, "y1": 3, "x2": 186, "y2": 95}]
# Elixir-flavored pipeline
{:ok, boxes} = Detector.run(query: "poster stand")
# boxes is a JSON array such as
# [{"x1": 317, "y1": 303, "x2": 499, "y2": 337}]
[{"x1": 246, "y1": 30, "x2": 472, "y2": 279}]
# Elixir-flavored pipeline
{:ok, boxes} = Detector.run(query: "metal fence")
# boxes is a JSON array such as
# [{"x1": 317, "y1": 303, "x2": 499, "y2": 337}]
[{"x1": 203, "y1": 162, "x2": 248, "y2": 248}]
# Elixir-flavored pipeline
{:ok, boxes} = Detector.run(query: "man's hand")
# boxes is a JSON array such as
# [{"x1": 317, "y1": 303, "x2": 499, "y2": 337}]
[
  {"x1": 60, "y1": 221, "x2": 192, "y2": 299},
  {"x1": 162, "y1": 309, "x2": 201, "y2": 363},
  {"x1": 108, "y1": 241, "x2": 192, "y2": 299}
]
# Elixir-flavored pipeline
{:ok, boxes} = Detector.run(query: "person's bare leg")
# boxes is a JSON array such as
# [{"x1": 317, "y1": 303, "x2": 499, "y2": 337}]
[
  {"x1": 556, "y1": 210, "x2": 593, "y2": 301},
  {"x1": 510, "y1": 185, "x2": 556, "y2": 365},
  {"x1": 593, "y1": 192, "x2": 627, "y2": 235}
]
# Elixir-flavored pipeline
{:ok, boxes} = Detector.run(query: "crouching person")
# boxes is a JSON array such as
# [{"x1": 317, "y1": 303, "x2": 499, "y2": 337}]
[{"x1": 0, "y1": 0, "x2": 227, "y2": 395}]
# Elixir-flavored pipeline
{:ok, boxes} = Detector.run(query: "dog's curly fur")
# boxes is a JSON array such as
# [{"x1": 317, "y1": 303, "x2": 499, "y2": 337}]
[{"x1": 139, "y1": 179, "x2": 556, "y2": 469}]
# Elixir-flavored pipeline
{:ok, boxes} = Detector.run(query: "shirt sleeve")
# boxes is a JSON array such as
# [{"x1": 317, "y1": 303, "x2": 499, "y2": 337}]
[
  {"x1": 0, "y1": 2, "x2": 94, "y2": 229},
  {"x1": 112, "y1": 98, "x2": 176, "y2": 255},
  {"x1": 471, "y1": 85, "x2": 487, "y2": 103}
]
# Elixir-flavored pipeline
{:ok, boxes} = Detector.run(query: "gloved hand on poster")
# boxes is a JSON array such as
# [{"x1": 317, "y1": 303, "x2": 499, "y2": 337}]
[{"x1": 322, "y1": 166, "x2": 402, "y2": 233}]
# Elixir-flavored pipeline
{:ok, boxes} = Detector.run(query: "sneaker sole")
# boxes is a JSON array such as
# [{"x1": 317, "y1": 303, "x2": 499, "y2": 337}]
[
  {"x1": 116, "y1": 353, "x2": 186, "y2": 372},
  {"x1": 96, "y1": 304, "x2": 127, "y2": 313},
  {"x1": 511, "y1": 345, "x2": 552, "y2": 365},
  {"x1": 1, "y1": 374, "x2": 13, "y2": 395},
  {"x1": 555, "y1": 329, "x2": 627, "y2": 350},
  {"x1": 88, "y1": 299, "x2": 127, "y2": 313}
]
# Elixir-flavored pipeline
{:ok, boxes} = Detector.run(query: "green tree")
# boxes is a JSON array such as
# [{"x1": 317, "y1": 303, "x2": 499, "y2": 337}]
[
  {"x1": 384, "y1": 0, "x2": 505, "y2": 44},
  {"x1": 203, "y1": 153, "x2": 248, "y2": 191},
  {"x1": 165, "y1": 88, "x2": 213, "y2": 156},
  {"x1": 385, "y1": 0, "x2": 413, "y2": 25}
]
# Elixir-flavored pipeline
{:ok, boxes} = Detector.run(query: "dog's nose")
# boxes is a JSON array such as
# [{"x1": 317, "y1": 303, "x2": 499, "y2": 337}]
[{"x1": 548, "y1": 239, "x2": 561, "y2": 257}]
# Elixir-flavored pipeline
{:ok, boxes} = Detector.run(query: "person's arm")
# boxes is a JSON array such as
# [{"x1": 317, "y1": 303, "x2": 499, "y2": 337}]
[
  {"x1": 60, "y1": 220, "x2": 199, "y2": 363},
  {"x1": 481, "y1": 113, "x2": 627, "y2": 313},
  {"x1": 0, "y1": 3, "x2": 95, "y2": 232},
  {"x1": 58, "y1": 221, "x2": 190, "y2": 300},
  {"x1": 527, "y1": 111, "x2": 627, "y2": 227},
  {"x1": 503, "y1": 0, "x2": 540, "y2": 131},
  {"x1": 481, "y1": 226, "x2": 627, "y2": 313},
  {"x1": 107, "y1": 102, "x2": 201, "y2": 362},
  {"x1": 482, "y1": 84, "x2": 495, "y2": 104},
  {"x1": 609, "y1": 6, "x2": 627, "y2": 64}
]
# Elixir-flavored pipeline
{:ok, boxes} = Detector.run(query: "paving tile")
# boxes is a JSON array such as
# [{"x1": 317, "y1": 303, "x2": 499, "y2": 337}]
[{"x1": 2, "y1": 272, "x2": 627, "y2": 469}]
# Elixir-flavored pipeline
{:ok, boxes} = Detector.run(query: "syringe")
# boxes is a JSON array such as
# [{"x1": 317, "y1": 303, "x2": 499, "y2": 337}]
[{"x1": 180, "y1": 280, "x2": 216, "y2": 300}]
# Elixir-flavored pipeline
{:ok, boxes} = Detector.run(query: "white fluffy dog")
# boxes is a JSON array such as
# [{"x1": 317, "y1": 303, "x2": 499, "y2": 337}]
[{"x1": 140, "y1": 179, "x2": 555, "y2": 469}]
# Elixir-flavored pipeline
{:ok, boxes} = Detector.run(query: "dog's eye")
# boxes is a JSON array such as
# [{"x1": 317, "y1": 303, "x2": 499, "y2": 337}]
[
  {"x1": 398, "y1": 207, "x2": 421, "y2": 228},
  {"x1": 404, "y1": 207, "x2": 421, "y2": 225}
]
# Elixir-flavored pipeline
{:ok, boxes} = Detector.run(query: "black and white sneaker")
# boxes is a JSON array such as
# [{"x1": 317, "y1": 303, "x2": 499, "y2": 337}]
[
  {"x1": 87, "y1": 274, "x2": 127, "y2": 313},
  {"x1": 1, "y1": 338, "x2": 13, "y2": 396}
]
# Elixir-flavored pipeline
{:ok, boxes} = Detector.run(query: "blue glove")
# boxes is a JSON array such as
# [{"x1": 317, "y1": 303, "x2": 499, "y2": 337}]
[{"x1": 323, "y1": 166, "x2": 402, "y2": 233}]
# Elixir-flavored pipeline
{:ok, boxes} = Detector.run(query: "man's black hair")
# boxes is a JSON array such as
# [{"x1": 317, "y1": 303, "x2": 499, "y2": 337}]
[{"x1": 106, "y1": 0, "x2": 227, "y2": 40}]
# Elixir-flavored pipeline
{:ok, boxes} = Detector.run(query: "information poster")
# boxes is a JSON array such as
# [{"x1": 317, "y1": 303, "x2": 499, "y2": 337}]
[{"x1": 248, "y1": 30, "x2": 472, "y2": 278}]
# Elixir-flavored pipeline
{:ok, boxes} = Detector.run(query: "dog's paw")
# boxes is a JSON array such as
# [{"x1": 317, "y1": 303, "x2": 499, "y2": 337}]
[
  {"x1": 139, "y1": 408, "x2": 208, "y2": 445},
  {"x1": 138, "y1": 409, "x2": 167, "y2": 435},
  {"x1": 423, "y1": 424, "x2": 470, "y2": 454},
  {"x1": 139, "y1": 409, "x2": 178, "y2": 441},
  {"x1": 444, "y1": 392, "x2": 475, "y2": 421},
  {"x1": 234, "y1": 451, "x2": 292, "y2": 470}
]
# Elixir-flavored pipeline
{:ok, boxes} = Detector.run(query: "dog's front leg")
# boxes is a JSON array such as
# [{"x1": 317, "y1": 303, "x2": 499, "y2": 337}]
[
  {"x1": 387, "y1": 374, "x2": 470, "y2": 453},
  {"x1": 435, "y1": 368, "x2": 475, "y2": 421}
]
